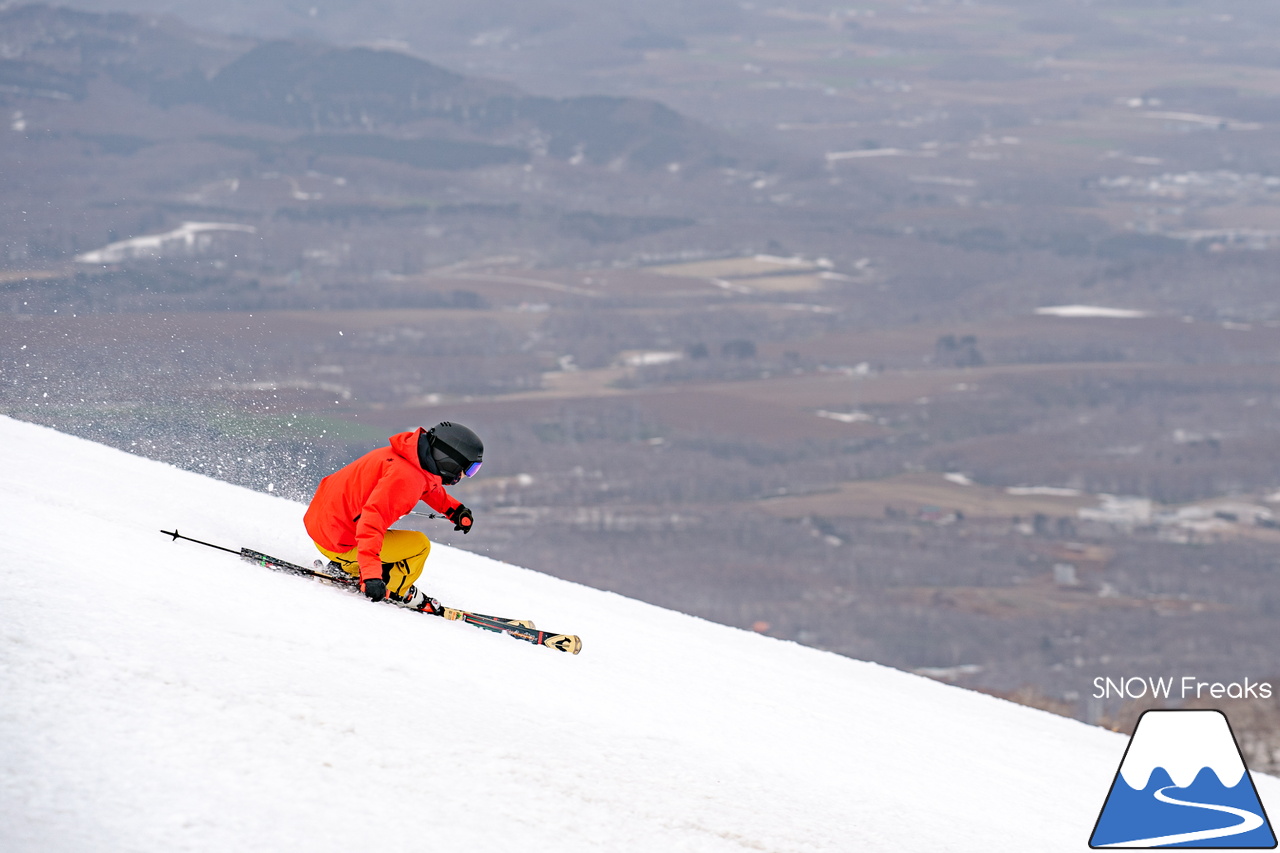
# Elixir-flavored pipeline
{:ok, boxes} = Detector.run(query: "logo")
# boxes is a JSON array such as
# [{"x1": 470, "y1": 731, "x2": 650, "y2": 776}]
[{"x1": 1090, "y1": 709, "x2": 1276, "y2": 848}]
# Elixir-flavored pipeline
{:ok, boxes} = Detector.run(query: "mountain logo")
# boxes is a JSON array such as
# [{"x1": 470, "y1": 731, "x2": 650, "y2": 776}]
[{"x1": 1090, "y1": 709, "x2": 1276, "y2": 848}]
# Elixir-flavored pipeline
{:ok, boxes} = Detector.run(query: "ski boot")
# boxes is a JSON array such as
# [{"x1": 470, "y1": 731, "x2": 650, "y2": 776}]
[{"x1": 390, "y1": 585, "x2": 444, "y2": 615}]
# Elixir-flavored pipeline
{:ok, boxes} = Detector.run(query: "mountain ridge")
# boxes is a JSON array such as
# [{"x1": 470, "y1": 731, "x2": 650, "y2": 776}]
[{"x1": 1, "y1": 3, "x2": 736, "y2": 173}]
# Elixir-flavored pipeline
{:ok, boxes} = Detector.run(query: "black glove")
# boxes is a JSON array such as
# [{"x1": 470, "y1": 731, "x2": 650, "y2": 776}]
[
  {"x1": 360, "y1": 578, "x2": 387, "y2": 602},
  {"x1": 445, "y1": 505, "x2": 474, "y2": 533}
]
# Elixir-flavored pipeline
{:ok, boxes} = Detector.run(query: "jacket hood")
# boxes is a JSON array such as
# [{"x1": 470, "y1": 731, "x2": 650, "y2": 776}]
[{"x1": 389, "y1": 429, "x2": 427, "y2": 468}]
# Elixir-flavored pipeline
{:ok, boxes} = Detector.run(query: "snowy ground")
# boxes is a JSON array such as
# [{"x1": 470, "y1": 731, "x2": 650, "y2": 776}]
[{"x1": 2, "y1": 415, "x2": 1273, "y2": 851}]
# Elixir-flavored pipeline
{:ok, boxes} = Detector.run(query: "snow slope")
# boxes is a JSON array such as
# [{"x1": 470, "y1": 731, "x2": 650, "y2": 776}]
[{"x1": 2, "y1": 415, "x2": 1272, "y2": 852}]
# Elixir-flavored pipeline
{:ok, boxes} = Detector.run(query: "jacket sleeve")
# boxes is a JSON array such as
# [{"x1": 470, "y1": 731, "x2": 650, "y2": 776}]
[
  {"x1": 354, "y1": 469, "x2": 420, "y2": 581},
  {"x1": 421, "y1": 480, "x2": 463, "y2": 517}
]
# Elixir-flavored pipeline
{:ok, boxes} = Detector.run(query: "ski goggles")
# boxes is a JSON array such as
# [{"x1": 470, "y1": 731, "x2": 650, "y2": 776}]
[{"x1": 463, "y1": 460, "x2": 482, "y2": 478}]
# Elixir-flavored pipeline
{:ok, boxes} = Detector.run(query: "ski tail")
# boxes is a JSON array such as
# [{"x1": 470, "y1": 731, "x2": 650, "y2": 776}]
[{"x1": 241, "y1": 547, "x2": 351, "y2": 584}]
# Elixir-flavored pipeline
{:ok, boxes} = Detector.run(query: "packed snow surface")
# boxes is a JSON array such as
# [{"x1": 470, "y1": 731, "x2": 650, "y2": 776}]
[{"x1": 3, "y1": 416, "x2": 1274, "y2": 851}]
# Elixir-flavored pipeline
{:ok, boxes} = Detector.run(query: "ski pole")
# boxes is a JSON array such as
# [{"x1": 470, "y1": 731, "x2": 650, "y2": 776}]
[
  {"x1": 160, "y1": 529, "x2": 353, "y2": 585},
  {"x1": 160, "y1": 528, "x2": 239, "y2": 555}
]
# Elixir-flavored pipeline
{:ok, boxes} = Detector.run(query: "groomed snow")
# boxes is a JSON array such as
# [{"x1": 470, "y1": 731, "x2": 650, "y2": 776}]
[{"x1": 2, "y1": 415, "x2": 1273, "y2": 851}]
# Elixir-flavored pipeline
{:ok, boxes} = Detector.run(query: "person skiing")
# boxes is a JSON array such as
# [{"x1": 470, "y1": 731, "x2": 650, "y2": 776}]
[{"x1": 303, "y1": 421, "x2": 483, "y2": 610}]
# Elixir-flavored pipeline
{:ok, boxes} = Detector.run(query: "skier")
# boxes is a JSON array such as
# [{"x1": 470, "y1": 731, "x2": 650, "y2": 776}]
[{"x1": 303, "y1": 422, "x2": 483, "y2": 610}]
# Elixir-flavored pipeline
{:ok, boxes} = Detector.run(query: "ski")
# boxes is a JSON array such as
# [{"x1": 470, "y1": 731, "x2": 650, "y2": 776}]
[
  {"x1": 440, "y1": 608, "x2": 583, "y2": 654},
  {"x1": 301, "y1": 557, "x2": 538, "y2": 630},
  {"x1": 161, "y1": 529, "x2": 581, "y2": 653}
]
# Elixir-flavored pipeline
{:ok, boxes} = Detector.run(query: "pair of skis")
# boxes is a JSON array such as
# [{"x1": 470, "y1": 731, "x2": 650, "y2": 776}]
[{"x1": 161, "y1": 530, "x2": 582, "y2": 654}]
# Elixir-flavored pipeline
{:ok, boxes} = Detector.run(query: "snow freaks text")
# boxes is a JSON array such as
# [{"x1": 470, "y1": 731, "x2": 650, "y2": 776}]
[{"x1": 1092, "y1": 676, "x2": 1274, "y2": 701}]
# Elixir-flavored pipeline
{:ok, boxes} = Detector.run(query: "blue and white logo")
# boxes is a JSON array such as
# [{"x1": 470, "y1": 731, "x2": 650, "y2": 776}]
[{"x1": 1091, "y1": 709, "x2": 1276, "y2": 848}]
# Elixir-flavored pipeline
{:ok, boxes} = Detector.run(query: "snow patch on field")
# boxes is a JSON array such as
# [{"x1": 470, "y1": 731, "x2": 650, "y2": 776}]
[
  {"x1": 1035, "y1": 305, "x2": 1149, "y2": 319},
  {"x1": 75, "y1": 222, "x2": 255, "y2": 264}
]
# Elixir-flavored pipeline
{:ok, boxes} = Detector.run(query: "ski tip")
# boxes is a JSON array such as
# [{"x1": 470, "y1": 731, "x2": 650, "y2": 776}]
[{"x1": 546, "y1": 634, "x2": 583, "y2": 655}]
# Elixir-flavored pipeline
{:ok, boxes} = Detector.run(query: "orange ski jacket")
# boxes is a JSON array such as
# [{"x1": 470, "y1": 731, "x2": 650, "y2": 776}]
[{"x1": 303, "y1": 429, "x2": 463, "y2": 582}]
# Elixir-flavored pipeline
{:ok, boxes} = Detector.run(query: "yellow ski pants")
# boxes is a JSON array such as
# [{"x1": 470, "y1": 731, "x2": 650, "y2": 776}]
[{"x1": 313, "y1": 529, "x2": 432, "y2": 598}]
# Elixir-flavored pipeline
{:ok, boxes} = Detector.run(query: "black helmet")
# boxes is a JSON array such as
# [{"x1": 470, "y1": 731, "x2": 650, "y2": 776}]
[{"x1": 422, "y1": 422, "x2": 483, "y2": 485}]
